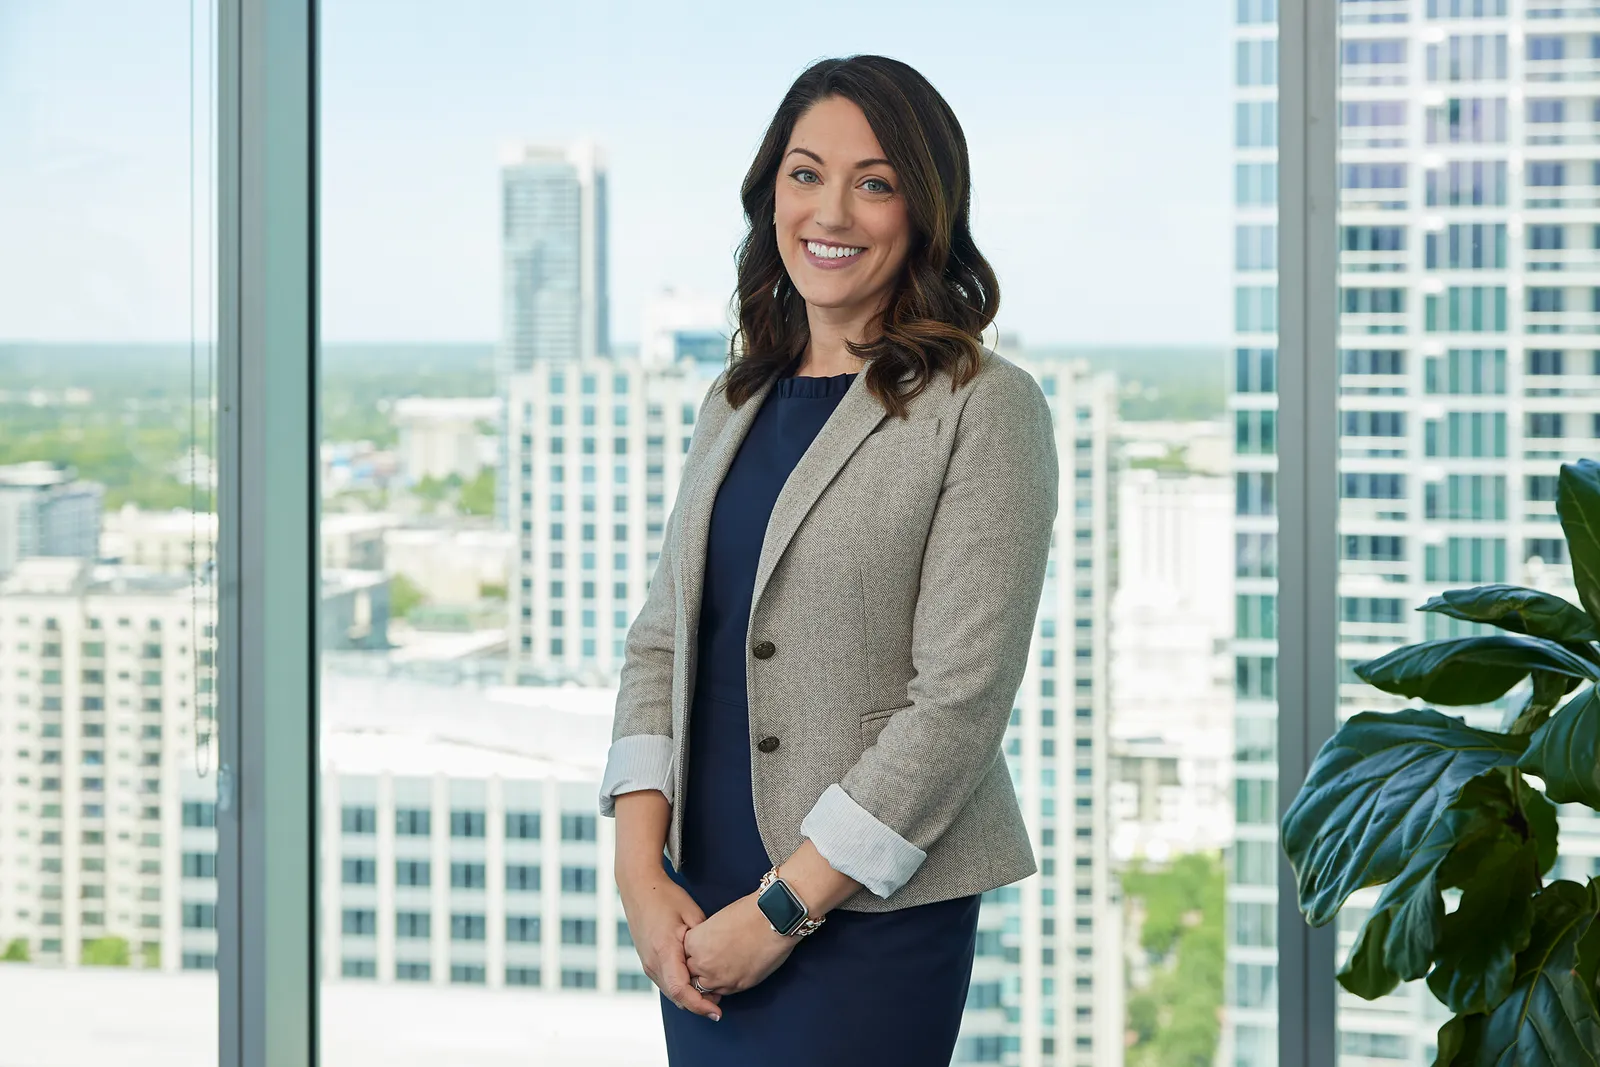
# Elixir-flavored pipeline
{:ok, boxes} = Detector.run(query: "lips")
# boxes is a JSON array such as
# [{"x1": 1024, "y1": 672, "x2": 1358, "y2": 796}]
[{"x1": 800, "y1": 239, "x2": 866, "y2": 270}]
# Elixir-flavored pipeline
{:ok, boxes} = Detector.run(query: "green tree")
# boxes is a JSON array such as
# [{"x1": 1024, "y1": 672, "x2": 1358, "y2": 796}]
[
  {"x1": 389, "y1": 572, "x2": 426, "y2": 619},
  {"x1": 2, "y1": 937, "x2": 29, "y2": 962},
  {"x1": 459, "y1": 467, "x2": 494, "y2": 517},
  {"x1": 141, "y1": 942, "x2": 160, "y2": 969},
  {"x1": 81, "y1": 936, "x2": 131, "y2": 967},
  {"x1": 1123, "y1": 851, "x2": 1225, "y2": 1067},
  {"x1": 413, "y1": 474, "x2": 450, "y2": 506}
]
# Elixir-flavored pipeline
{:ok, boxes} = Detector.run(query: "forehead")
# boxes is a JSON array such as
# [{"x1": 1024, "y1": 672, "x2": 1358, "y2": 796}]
[{"x1": 787, "y1": 98, "x2": 888, "y2": 162}]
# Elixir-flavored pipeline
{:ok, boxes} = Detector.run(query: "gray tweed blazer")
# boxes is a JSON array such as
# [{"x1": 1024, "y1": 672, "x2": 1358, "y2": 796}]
[{"x1": 599, "y1": 345, "x2": 1057, "y2": 913}]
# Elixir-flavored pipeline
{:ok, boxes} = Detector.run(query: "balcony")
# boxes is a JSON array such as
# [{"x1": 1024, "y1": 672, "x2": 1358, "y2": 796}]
[
  {"x1": 1526, "y1": 0, "x2": 1600, "y2": 19},
  {"x1": 1526, "y1": 56, "x2": 1600, "y2": 82},
  {"x1": 1340, "y1": 0, "x2": 1408, "y2": 24},
  {"x1": 1525, "y1": 247, "x2": 1600, "y2": 272},
  {"x1": 1524, "y1": 309, "x2": 1600, "y2": 332},
  {"x1": 1526, "y1": 121, "x2": 1600, "y2": 145}
]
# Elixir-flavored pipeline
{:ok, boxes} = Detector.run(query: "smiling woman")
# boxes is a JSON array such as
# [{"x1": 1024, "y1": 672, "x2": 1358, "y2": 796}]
[{"x1": 601, "y1": 54, "x2": 1057, "y2": 1067}]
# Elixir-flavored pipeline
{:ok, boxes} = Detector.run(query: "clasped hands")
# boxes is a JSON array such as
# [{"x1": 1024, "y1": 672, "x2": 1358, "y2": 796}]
[{"x1": 682, "y1": 889, "x2": 800, "y2": 997}]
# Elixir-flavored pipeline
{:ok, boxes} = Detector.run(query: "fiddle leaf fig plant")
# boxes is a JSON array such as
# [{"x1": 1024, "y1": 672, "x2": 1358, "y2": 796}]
[{"x1": 1282, "y1": 459, "x2": 1600, "y2": 1066}]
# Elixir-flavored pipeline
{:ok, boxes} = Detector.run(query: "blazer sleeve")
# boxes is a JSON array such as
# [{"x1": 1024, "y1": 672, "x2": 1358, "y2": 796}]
[
  {"x1": 799, "y1": 364, "x2": 1059, "y2": 897},
  {"x1": 597, "y1": 373, "x2": 722, "y2": 818}
]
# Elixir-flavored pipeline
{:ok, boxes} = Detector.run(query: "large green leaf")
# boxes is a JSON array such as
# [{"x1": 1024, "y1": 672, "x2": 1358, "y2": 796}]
[
  {"x1": 1559, "y1": 459, "x2": 1600, "y2": 628},
  {"x1": 1505, "y1": 671, "x2": 1580, "y2": 737},
  {"x1": 1337, "y1": 774, "x2": 1515, "y2": 999},
  {"x1": 1420, "y1": 584, "x2": 1600, "y2": 642},
  {"x1": 1340, "y1": 909, "x2": 1401, "y2": 1001},
  {"x1": 1426, "y1": 834, "x2": 1539, "y2": 1015},
  {"x1": 1449, "y1": 880, "x2": 1600, "y2": 1067},
  {"x1": 1522, "y1": 779, "x2": 1561, "y2": 877},
  {"x1": 1520, "y1": 686, "x2": 1600, "y2": 810},
  {"x1": 1434, "y1": 1015, "x2": 1471, "y2": 1067},
  {"x1": 1355, "y1": 635, "x2": 1599, "y2": 706},
  {"x1": 1282, "y1": 708, "x2": 1527, "y2": 927}
]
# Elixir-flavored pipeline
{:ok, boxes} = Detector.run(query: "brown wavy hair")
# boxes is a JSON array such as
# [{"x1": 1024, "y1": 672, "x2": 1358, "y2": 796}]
[{"x1": 720, "y1": 55, "x2": 1000, "y2": 419}]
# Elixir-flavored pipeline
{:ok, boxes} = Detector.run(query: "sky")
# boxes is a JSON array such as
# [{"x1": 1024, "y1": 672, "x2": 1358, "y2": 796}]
[{"x1": 0, "y1": 0, "x2": 1233, "y2": 347}]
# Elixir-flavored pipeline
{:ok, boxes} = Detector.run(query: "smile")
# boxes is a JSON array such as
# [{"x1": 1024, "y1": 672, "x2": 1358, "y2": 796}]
[{"x1": 802, "y1": 239, "x2": 866, "y2": 270}]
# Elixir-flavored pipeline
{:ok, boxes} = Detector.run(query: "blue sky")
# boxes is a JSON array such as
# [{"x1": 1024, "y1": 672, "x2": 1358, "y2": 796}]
[{"x1": 0, "y1": 0, "x2": 1232, "y2": 346}]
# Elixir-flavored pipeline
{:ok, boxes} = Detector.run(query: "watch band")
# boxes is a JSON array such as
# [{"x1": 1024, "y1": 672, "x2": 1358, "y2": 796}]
[{"x1": 756, "y1": 864, "x2": 826, "y2": 938}]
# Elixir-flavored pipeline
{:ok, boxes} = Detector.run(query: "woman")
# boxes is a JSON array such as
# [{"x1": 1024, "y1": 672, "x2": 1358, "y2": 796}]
[{"x1": 597, "y1": 54, "x2": 1058, "y2": 1065}]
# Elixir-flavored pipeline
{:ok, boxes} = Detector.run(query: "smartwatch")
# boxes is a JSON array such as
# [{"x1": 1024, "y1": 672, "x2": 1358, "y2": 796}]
[{"x1": 756, "y1": 864, "x2": 826, "y2": 938}]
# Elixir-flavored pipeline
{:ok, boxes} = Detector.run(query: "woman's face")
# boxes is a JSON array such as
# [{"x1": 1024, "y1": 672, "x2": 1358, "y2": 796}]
[{"x1": 774, "y1": 95, "x2": 912, "y2": 330}]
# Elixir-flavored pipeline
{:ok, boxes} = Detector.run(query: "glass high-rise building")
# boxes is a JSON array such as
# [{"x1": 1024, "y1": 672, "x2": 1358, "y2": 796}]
[{"x1": 1229, "y1": 2, "x2": 1600, "y2": 1064}]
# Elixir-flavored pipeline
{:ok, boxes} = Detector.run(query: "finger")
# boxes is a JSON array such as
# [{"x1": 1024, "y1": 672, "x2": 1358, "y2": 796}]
[{"x1": 660, "y1": 950, "x2": 722, "y2": 1019}]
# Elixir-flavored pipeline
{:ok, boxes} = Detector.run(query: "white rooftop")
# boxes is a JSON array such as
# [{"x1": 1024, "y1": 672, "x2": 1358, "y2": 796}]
[
  {"x1": 317, "y1": 673, "x2": 617, "y2": 782},
  {"x1": 0, "y1": 965, "x2": 667, "y2": 1066},
  {"x1": 392, "y1": 397, "x2": 499, "y2": 422}
]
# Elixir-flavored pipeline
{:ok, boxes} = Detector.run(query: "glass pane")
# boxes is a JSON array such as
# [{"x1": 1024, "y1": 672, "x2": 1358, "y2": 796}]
[
  {"x1": 1330, "y1": 2, "x2": 1593, "y2": 1064},
  {"x1": 1228, "y1": 3, "x2": 1283, "y2": 1066},
  {"x1": 0, "y1": 1, "x2": 220, "y2": 1060},
  {"x1": 317, "y1": 7, "x2": 1238, "y2": 1066}
]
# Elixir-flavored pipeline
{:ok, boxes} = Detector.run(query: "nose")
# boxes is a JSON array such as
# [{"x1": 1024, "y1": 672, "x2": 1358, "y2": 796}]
[{"x1": 812, "y1": 184, "x2": 852, "y2": 232}]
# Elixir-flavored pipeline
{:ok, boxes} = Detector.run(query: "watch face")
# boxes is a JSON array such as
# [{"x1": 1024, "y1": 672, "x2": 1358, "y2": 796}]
[{"x1": 758, "y1": 881, "x2": 806, "y2": 934}]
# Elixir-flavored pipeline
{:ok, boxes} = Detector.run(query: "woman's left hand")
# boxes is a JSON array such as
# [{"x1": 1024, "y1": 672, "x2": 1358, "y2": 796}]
[{"x1": 682, "y1": 890, "x2": 801, "y2": 996}]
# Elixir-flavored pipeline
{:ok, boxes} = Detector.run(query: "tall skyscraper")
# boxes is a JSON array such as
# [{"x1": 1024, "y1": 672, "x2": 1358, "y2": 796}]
[
  {"x1": 1229, "y1": 3, "x2": 1600, "y2": 1064},
  {"x1": 496, "y1": 139, "x2": 612, "y2": 528}
]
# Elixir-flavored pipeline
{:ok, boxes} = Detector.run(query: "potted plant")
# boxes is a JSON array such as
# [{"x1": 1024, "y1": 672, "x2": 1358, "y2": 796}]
[{"x1": 1282, "y1": 459, "x2": 1600, "y2": 1064}]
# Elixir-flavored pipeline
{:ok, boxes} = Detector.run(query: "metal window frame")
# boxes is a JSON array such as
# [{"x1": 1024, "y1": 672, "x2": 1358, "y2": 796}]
[
  {"x1": 204, "y1": 0, "x2": 1343, "y2": 1062},
  {"x1": 1277, "y1": 0, "x2": 1339, "y2": 1064},
  {"x1": 217, "y1": 1, "x2": 319, "y2": 1065}
]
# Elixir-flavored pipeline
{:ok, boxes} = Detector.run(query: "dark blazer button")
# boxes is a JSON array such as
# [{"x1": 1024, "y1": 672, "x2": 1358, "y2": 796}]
[
  {"x1": 757, "y1": 736, "x2": 780, "y2": 753},
  {"x1": 752, "y1": 640, "x2": 776, "y2": 659}
]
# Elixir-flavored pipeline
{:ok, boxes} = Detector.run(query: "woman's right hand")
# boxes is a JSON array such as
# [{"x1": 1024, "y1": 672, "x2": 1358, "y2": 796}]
[{"x1": 619, "y1": 866, "x2": 724, "y2": 1021}]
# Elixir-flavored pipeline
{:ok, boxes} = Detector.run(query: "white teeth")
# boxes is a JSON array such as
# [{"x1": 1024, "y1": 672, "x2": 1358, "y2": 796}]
[{"x1": 806, "y1": 240, "x2": 863, "y2": 260}]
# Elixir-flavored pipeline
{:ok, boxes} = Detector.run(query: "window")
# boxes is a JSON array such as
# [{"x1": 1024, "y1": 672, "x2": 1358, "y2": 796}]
[
  {"x1": 182, "y1": 852, "x2": 217, "y2": 879},
  {"x1": 182, "y1": 801, "x2": 216, "y2": 828},
  {"x1": 341, "y1": 858, "x2": 377, "y2": 886},
  {"x1": 395, "y1": 861, "x2": 430, "y2": 888},
  {"x1": 505, "y1": 811, "x2": 540, "y2": 840},
  {"x1": 340, "y1": 805, "x2": 377, "y2": 835},
  {"x1": 450, "y1": 862, "x2": 487, "y2": 890},
  {"x1": 341, "y1": 909, "x2": 376, "y2": 937},
  {"x1": 450, "y1": 810, "x2": 486, "y2": 839},
  {"x1": 395, "y1": 912, "x2": 431, "y2": 940},
  {"x1": 506, "y1": 864, "x2": 541, "y2": 893},
  {"x1": 560, "y1": 813, "x2": 597, "y2": 842},
  {"x1": 561, "y1": 866, "x2": 598, "y2": 894},
  {"x1": 395, "y1": 808, "x2": 431, "y2": 837},
  {"x1": 450, "y1": 913, "x2": 486, "y2": 942}
]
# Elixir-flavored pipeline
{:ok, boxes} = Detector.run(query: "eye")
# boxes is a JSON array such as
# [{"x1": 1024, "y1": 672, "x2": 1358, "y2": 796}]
[
  {"x1": 789, "y1": 168, "x2": 819, "y2": 184},
  {"x1": 863, "y1": 177, "x2": 893, "y2": 194}
]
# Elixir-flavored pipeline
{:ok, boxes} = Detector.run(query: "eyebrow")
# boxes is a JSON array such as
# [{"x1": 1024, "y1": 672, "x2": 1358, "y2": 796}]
[{"x1": 785, "y1": 147, "x2": 893, "y2": 169}]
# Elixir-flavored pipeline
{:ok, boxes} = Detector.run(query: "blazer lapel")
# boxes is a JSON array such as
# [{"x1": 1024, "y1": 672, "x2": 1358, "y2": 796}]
[{"x1": 674, "y1": 367, "x2": 893, "y2": 654}]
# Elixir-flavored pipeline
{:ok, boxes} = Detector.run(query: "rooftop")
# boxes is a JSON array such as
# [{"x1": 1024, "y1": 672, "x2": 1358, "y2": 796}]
[
  {"x1": 315, "y1": 672, "x2": 615, "y2": 782},
  {"x1": 0, "y1": 965, "x2": 667, "y2": 1066}
]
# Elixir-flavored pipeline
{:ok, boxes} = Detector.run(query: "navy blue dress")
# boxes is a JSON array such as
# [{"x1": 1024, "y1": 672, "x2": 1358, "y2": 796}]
[{"x1": 659, "y1": 362, "x2": 981, "y2": 1066}]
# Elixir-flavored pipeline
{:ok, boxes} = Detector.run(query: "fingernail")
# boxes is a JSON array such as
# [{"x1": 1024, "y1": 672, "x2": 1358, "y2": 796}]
[{"x1": 710, "y1": 1014, "x2": 721, "y2": 1022}]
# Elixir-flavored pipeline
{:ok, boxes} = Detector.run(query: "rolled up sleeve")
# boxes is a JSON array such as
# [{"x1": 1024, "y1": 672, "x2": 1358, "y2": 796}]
[
  {"x1": 799, "y1": 365, "x2": 1059, "y2": 898},
  {"x1": 598, "y1": 734, "x2": 675, "y2": 818}
]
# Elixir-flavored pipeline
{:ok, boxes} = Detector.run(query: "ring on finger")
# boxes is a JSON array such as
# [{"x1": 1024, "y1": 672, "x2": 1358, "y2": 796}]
[{"x1": 691, "y1": 975, "x2": 711, "y2": 994}]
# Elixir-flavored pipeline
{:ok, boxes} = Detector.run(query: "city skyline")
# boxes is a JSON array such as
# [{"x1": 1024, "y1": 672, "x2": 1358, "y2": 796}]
[{"x1": 0, "y1": 0, "x2": 1233, "y2": 348}]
